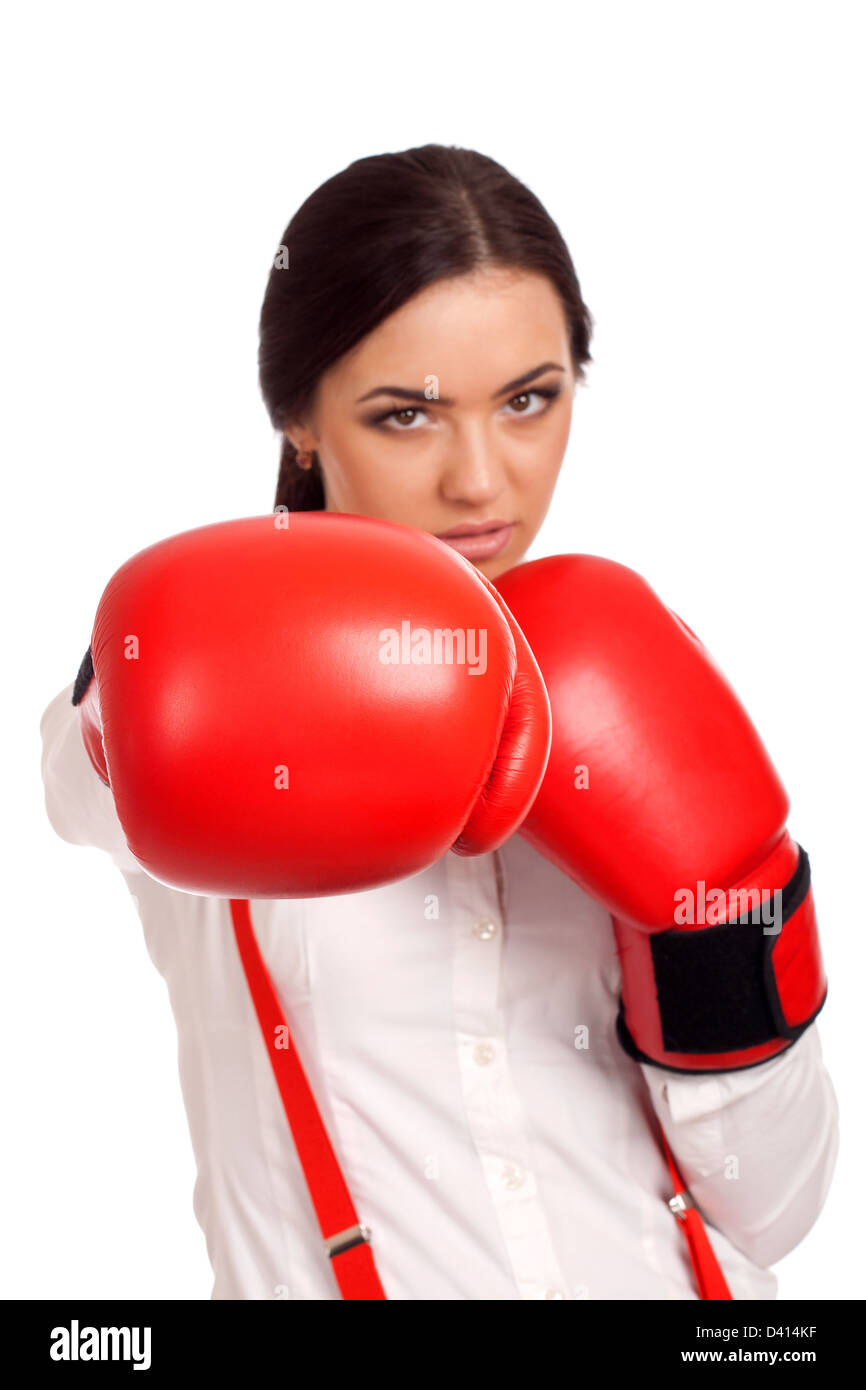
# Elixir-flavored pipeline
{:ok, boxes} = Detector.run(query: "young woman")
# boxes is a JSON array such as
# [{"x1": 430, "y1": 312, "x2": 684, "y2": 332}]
[{"x1": 40, "y1": 143, "x2": 839, "y2": 1301}]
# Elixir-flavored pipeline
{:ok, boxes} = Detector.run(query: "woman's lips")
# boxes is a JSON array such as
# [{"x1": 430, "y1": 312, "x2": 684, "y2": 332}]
[{"x1": 435, "y1": 523, "x2": 514, "y2": 560}]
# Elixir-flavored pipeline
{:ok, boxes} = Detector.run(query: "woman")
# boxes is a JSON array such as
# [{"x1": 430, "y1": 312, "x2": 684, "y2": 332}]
[{"x1": 40, "y1": 143, "x2": 839, "y2": 1300}]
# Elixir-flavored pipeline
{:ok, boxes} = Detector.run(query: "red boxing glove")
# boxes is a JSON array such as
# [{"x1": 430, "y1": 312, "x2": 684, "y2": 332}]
[
  {"x1": 495, "y1": 554, "x2": 827, "y2": 1073},
  {"x1": 73, "y1": 512, "x2": 551, "y2": 898}
]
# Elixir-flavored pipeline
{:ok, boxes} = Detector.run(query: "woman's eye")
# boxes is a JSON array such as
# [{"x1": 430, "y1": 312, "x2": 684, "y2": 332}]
[
  {"x1": 504, "y1": 388, "x2": 559, "y2": 416},
  {"x1": 374, "y1": 406, "x2": 429, "y2": 430}
]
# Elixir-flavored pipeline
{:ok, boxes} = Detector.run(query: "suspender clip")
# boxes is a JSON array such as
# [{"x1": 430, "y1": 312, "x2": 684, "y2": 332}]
[
  {"x1": 324, "y1": 1222, "x2": 372, "y2": 1259},
  {"x1": 668, "y1": 1190, "x2": 695, "y2": 1223}
]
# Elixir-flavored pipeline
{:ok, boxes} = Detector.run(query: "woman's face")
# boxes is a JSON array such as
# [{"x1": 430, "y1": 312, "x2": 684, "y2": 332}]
[{"x1": 285, "y1": 266, "x2": 580, "y2": 581}]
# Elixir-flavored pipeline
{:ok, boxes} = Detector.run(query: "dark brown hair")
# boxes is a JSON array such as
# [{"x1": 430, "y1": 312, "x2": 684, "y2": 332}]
[{"x1": 258, "y1": 144, "x2": 594, "y2": 512}]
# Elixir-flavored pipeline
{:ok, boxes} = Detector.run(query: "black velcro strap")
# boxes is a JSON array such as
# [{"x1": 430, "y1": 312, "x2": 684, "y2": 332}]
[
  {"x1": 71, "y1": 647, "x2": 94, "y2": 706},
  {"x1": 616, "y1": 845, "x2": 826, "y2": 1072}
]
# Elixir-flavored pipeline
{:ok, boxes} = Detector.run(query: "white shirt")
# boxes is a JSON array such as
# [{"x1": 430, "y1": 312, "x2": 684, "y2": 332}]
[{"x1": 40, "y1": 682, "x2": 840, "y2": 1301}]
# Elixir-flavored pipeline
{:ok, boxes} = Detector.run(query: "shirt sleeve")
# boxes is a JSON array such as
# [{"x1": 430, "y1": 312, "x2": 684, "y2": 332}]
[
  {"x1": 639, "y1": 1023, "x2": 840, "y2": 1268},
  {"x1": 39, "y1": 681, "x2": 145, "y2": 876}
]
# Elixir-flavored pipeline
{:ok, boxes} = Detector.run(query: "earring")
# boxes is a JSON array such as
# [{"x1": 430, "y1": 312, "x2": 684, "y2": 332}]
[{"x1": 297, "y1": 450, "x2": 313, "y2": 470}]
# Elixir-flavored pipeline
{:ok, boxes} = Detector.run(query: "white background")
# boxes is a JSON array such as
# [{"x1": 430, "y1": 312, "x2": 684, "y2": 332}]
[{"x1": 2, "y1": 0, "x2": 862, "y2": 1299}]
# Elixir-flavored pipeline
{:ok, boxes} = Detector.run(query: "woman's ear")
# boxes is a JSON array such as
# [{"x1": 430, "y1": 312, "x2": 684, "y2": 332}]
[{"x1": 283, "y1": 422, "x2": 316, "y2": 455}]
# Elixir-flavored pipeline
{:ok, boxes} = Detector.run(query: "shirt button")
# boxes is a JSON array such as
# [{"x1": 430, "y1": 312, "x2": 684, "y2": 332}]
[
  {"x1": 542, "y1": 1289, "x2": 565, "y2": 1300},
  {"x1": 472, "y1": 1042, "x2": 496, "y2": 1067},
  {"x1": 501, "y1": 1163, "x2": 525, "y2": 1190},
  {"x1": 473, "y1": 917, "x2": 498, "y2": 941}
]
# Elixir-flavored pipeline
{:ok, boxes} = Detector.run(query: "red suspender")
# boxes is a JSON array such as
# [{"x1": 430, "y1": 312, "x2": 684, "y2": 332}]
[
  {"x1": 229, "y1": 899, "x2": 387, "y2": 1299},
  {"x1": 231, "y1": 897, "x2": 732, "y2": 1301},
  {"x1": 658, "y1": 1124, "x2": 733, "y2": 1299}
]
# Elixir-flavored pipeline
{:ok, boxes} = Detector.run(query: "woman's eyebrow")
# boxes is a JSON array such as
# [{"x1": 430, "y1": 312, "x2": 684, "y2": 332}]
[{"x1": 355, "y1": 362, "x2": 566, "y2": 406}]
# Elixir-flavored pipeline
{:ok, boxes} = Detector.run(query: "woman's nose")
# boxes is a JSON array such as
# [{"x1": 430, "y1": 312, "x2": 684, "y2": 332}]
[{"x1": 439, "y1": 437, "x2": 507, "y2": 506}]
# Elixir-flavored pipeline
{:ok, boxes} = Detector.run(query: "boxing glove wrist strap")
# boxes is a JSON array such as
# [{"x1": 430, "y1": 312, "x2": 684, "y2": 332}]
[{"x1": 615, "y1": 843, "x2": 828, "y2": 1073}]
